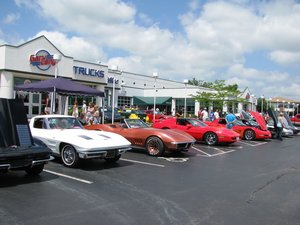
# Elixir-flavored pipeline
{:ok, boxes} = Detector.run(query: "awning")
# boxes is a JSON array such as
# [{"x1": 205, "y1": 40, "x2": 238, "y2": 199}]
[{"x1": 133, "y1": 96, "x2": 172, "y2": 106}]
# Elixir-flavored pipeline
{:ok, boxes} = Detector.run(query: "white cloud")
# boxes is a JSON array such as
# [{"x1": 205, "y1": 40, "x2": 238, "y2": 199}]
[
  {"x1": 2, "y1": 13, "x2": 20, "y2": 24},
  {"x1": 270, "y1": 50, "x2": 300, "y2": 66},
  {"x1": 15, "y1": 0, "x2": 300, "y2": 100},
  {"x1": 33, "y1": 31, "x2": 107, "y2": 62}
]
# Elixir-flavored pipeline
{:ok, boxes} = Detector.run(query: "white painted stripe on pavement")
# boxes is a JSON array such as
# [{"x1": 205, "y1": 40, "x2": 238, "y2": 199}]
[
  {"x1": 240, "y1": 141, "x2": 268, "y2": 147},
  {"x1": 191, "y1": 146, "x2": 212, "y2": 157},
  {"x1": 120, "y1": 158, "x2": 165, "y2": 167},
  {"x1": 44, "y1": 169, "x2": 93, "y2": 184}
]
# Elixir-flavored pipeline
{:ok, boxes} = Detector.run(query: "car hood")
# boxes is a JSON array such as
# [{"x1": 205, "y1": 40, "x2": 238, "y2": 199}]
[
  {"x1": 32, "y1": 129, "x2": 131, "y2": 149},
  {"x1": 249, "y1": 111, "x2": 267, "y2": 131},
  {"x1": 145, "y1": 128, "x2": 196, "y2": 142}
]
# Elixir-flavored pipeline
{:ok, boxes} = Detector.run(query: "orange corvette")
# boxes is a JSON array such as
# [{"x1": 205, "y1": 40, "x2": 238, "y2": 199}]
[{"x1": 85, "y1": 119, "x2": 195, "y2": 157}]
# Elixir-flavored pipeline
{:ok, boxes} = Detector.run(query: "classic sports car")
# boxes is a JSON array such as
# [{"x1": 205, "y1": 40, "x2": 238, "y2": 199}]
[
  {"x1": 85, "y1": 119, "x2": 196, "y2": 157},
  {"x1": 152, "y1": 118, "x2": 240, "y2": 145},
  {"x1": 0, "y1": 98, "x2": 52, "y2": 175},
  {"x1": 29, "y1": 115, "x2": 131, "y2": 167},
  {"x1": 206, "y1": 116, "x2": 272, "y2": 140}
]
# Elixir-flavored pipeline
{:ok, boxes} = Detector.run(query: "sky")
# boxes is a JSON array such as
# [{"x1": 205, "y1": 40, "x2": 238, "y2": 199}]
[{"x1": 1, "y1": 0, "x2": 300, "y2": 101}]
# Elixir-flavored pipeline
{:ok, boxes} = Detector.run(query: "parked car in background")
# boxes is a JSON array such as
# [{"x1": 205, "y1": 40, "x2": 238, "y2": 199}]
[
  {"x1": 120, "y1": 109, "x2": 148, "y2": 122},
  {"x1": 152, "y1": 117, "x2": 240, "y2": 145},
  {"x1": 290, "y1": 114, "x2": 300, "y2": 126},
  {"x1": 206, "y1": 117, "x2": 272, "y2": 141},
  {"x1": 145, "y1": 110, "x2": 169, "y2": 123},
  {"x1": 0, "y1": 98, "x2": 52, "y2": 175},
  {"x1": 29, "y1": 115, "x2": 131, "y2": 167},
  {"x1": 267, "y1": 109, "x2": 294, "y2": 137},
  {"x1": 101, "y1": 108, "x2": 123, "y2": 123},
  {"x1": 85, "y1": 119, "x2": 195, "y2": 157}
]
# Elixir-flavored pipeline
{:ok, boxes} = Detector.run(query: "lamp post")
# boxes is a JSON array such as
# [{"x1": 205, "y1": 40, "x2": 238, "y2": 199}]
[
  {"x1": 184, "y1": 79, "x2": 188, "y2": 117},
  {"x1": 153, "y1": 72, "x2": 158, "y2": 122},
  {"x1": 109, "y1": 65, "x2": 122, "y2": 124},
  {"x1": 268, "y1": 97, "x2": 272, "y2": 110},
  {"x1": 261, "y1": 95, "x2": 264, "y2": 113},
  {"x1": 251, "y1": 94, "x2": 255, "y2": 111},
  {"x1": 51, "y1": 54, "x2": 61, "y2": 114}
]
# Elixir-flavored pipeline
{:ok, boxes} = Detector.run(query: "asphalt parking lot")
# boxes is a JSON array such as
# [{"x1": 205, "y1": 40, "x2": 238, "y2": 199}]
[{"x1": 1, "y1": 135, "x2": 300, "y2": 225}]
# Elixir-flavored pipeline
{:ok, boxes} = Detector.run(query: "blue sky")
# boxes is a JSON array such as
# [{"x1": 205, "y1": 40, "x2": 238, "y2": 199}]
[{"x1": 1, "y1": 0, "x2": 300, "y2": 101}]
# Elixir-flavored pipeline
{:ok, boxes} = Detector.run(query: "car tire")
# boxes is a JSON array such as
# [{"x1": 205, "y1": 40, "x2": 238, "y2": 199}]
[
  {"x1": 105, "y1": 155, "x2": 121, "y2": 163},
  {"x1": 244, "y1": 129, "x2": 255, "y2": 140},
  {"x1": 204, "y1": 132, "x2": 218, "y2": 145},
  {"x1": 146, "y1": 136, "x2": 164, "y2": 157},
  {"x1": 61, "y1": 144, "x2": 79, "y2": 168},
  {"x1": 25, "y1": 164, "x2": 44, "y2": 175}
]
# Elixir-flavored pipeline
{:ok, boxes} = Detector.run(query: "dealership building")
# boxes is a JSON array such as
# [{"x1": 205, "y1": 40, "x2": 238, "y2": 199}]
[{"x1": 0, "y1": 36, "x2": 257, "y2": 118}]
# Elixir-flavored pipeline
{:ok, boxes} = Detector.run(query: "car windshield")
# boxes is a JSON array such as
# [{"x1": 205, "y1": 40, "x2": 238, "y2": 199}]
[
  {"x1": 124, "y1": 119, "x2": 149, "y2": 128},
  {"x1": 48, "y1": 117, "x2": 83, "y2": 129},
  {"x1": 187, "y1": 119, "x2": 207, "y2": 127}
]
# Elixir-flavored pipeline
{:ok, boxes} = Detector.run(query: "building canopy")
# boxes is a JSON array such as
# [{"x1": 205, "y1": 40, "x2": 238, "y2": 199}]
[
  {"x1": 14, "y1": 77, "x2": 105, "y2": 97},
  {"x1": 133, "y1": 96, "x2": 172, "y2": 106}
]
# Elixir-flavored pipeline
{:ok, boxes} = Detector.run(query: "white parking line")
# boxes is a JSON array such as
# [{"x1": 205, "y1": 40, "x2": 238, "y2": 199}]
[
  {"x1": 191, "y1": 146, "x2": 212, "y2": 157},
  {"x1": 240, "y1": 141, "x2": 268, "y2": 147},
  {"x1": 44, "y1": 169, "x2": 93, "y2": 184},
  {"x1": 120, "y1": 158, "x2": 165, "y2": 167}
]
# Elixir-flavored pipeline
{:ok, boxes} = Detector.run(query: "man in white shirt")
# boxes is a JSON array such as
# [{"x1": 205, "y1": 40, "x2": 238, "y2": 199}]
[
  {"x1": 214, "y1": 109, "x2": 220, "y2": 120},
  {"x1": 202, "y1": 108, "x2": 209, "y2": 121}
]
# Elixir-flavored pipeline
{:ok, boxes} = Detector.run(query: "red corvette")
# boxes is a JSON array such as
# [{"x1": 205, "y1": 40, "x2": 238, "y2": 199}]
[
  {"x1": 205, "y1": 116, "x2": 272, "y2": 141},
  {"x1": 152, "y1": 118, "x2": 240, "y2": 145}
]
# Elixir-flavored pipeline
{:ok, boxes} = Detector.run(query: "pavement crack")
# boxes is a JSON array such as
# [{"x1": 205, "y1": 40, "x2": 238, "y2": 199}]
[{"x1": 247, "y1": 167, "x2": 300, "y2": 204}]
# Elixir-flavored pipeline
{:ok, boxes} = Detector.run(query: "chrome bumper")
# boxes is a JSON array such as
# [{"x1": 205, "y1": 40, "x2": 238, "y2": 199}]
[{"x1": 78, "y1": 147, "x2": 131, "y2": 159}]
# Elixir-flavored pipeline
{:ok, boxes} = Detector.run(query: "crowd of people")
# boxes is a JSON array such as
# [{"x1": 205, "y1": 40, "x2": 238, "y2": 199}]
[{"x1": 73, "y1": 101, "x2": 102, "y2": 126}]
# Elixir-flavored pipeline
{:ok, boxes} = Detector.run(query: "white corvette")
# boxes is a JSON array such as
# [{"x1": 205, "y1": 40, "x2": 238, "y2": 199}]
[{"x1": 29, "y1": 115, "x2": 131, "y2": 167}]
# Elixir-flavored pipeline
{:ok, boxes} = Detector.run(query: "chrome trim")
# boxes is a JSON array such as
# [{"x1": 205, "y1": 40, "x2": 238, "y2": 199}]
[
  {"x1": 32, "y1": 156, "x2": 54, "y2": 165},
  {"x1": 0, "y1": 164, "x2": 11, "y2": 169},
  {"x1": 78, "y1": 148, "x2": 131, "y2": 159}
]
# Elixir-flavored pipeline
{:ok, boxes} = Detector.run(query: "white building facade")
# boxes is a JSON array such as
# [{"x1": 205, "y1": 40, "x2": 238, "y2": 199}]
[{"x1": 0, "y1": 36, "x2": 256, "y2": 118}]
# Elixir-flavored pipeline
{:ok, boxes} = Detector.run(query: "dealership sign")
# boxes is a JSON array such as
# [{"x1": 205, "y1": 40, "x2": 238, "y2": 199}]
[
  {"x1": 73, "y1": 66, "x2": 105, "y2": 78},
  {"x1": 29, "y1": 50, "x2": 57, "y2": 71}
]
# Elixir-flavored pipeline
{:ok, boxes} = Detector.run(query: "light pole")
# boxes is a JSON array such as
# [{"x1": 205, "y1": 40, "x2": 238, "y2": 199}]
[
  {"x1": 153, "y1": 72, "x2": 158, "y2": 122},
  {"x1": 51, "y1": 53, "x2": 61, "y2": 114},
  {"x1": 268, "y1": 97, "x2": 272, "y2": 110},
  {"x1": 251, "y1": 94, "x2": 255, "y2": 111},
  {"x1": 261, "y1": 95, "x2": 264, "y2": 113},
  {"x1": 109, "y1": 65, "x2": 122, "y2": 124},
  {"x1": 184, "y1": 79, "x2": 188, "y2": 117}
]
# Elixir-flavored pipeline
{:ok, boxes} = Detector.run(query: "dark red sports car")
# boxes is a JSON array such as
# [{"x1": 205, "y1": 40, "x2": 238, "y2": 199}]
[{"x1": 152, "y1": 117, "x2": 240, "y2": 145}]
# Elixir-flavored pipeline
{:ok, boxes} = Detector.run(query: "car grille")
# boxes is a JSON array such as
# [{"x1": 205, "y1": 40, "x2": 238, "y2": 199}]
[{"x1": 177, "y1": 143, "x2": 192, "y2": 150}]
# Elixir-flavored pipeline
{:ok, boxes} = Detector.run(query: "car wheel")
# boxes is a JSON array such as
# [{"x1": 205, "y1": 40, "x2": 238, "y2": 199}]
[
  {"x1": 61, "y1": 144, "x2": 79, "y2": 168},
  {"x1": 146, "y1": 136, "x2": 164, "y2": 157},
  {"x1": 105, "y1": 155, "x2": 121, "y2": 163},
  {"x1": 25, "y1": 164, "x2": 44, "y2": 175},
  {"x1": 204, "y1": 132, "x2": 218, "y2": 145},
  {"x1": 244, "y1": 129, "x2": 255, "y2": 140}
]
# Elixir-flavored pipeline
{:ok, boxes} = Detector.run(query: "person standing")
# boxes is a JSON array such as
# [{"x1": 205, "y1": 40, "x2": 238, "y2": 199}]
[
  {"x1": 214, "y1": 109, "x2": 220, "y2": 120},
  {"x1": 82, "y1": 100, "x2": 87, "y2": 114},
  {"x1": 44, "y1": 94, "x2": 51, "y2": 114},
  {"x1": 202, "y1": 108, "x2": 209, "y2": 121},
  {"x1": 275, "y1": 113, "x2": 284, "y2": 140},
  {"x1": 225, "y1": 111, "x2": 236, "y2": 129},
  {"x1": 72, "y1": 101, "x2": 79, "y2": 117}
]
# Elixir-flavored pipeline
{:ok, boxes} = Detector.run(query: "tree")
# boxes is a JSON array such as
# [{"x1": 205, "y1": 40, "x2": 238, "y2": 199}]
[{"x1": 191, "y1": 79, "x2": 245, "y2": 112}]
